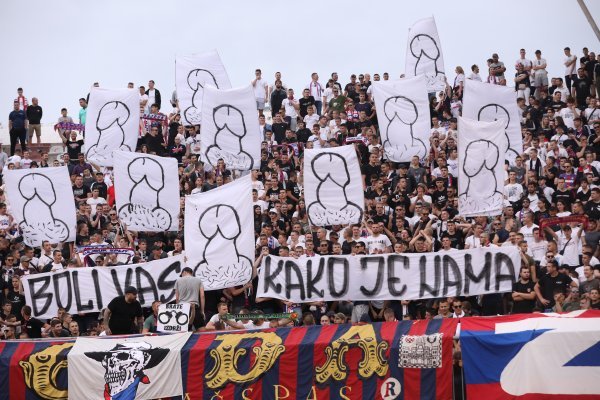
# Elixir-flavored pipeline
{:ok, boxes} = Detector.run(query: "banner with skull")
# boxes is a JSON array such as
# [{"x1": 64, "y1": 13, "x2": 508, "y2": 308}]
[
  {"x1": 4, "y1": 166, "x2": 76, "y2": 247},
  {"x1": 176, "y1": 49, "x2": 232, "y2": 126},
  {"x1": 84, "y1": 88, "x2": 140, "y2": 166},
  {"x1": 184, "y1": 175, "x2": 254, "y2": 290},
  {"x1": 304, "y1": 145, "x2": 364, "y2": 226},
  {"x1": 462, "y1": 79, "x2": 523, "y2": 165},
  {"x1": 405, "y1": 16, "x2": 446, "y2": 92},
  {"x1": 200, "y1": 85, "x2": 261, "y2": 170},
  {"x1": 372, "y1": 76, "x2": 431, "y2": 162},
  {"x1": 68, "y1": 333, "x2": 191, "y2": 400},
  {"x1": 458, "y1": 116, "x2": 506, "y2": 217},
  {"x1": 113, "y1": 151, "x2": 180, "y2": 232}
]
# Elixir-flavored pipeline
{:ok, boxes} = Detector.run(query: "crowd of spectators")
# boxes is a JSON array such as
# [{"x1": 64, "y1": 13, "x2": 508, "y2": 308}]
[{"x1": 2, "y1": 45, "x2": 600, "y2": 340}]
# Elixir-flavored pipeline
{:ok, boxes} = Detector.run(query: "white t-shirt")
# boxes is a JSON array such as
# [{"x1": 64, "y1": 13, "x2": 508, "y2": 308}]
[
  {"x1": 558, "y1": 107, "x2": 577, "y2": 129},
  {"x1": 253, "y1": 79, "x2": 268, "y2": 100},
  {"x1": 365, "y1": 234, "x2": 392, "y2": 254},
  {"x1": 464, "y1": 235, "x2": 481, "y2": 249},
  {"x1": 564, "y1": 55, "x2": 577, "y2": 75},
  {"x1": 467, "y1": 72, "x2": 482, "y2": 81},
  {"x1": 282, "y1": 98, "x2": 298, "y2": 118},
  {"x1": 504, "y1": 183, "x2": 524, "y2": 202},
  {"x1": 516, "y1": 58, "x2": 533, "y2": 70},
  {"x1": 533, "y1": 58, "x2": 547, "y2": 75},
  {"x1": 186, "y1": 135, "x2": 201, "y2": 155},
  {"x1": 208, "y1": 314, "x2": 239, "y2": 330},
  {"x1": 519, "y1": 224, "x2": 539, "y2": 245},
  {"x1": 304, "y1": 114, "x2": 320, "y2": 129}
]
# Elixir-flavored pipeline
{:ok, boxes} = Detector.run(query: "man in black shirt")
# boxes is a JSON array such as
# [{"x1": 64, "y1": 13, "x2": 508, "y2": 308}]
[
  {"x1": 298, "y1": 89, "x2": 315, "y2": 118},
  {"x1": 535, "y1": 260, "x2": 576, "y2": 310},
  {"x1": 104, "y1": 286, "x2": 143, "y2": 335},
  {"x1": 26, "y1": 97, "x2": 43, "y2": 144},
  {"x1": 21, "y1": 305, "x2": 47, "y2": 338},
  {"x1": 271, "y1": 113, "x2": 288, "y2": 143},
  {"x1": 512, "y1": 266, "x2": 536, "y2": 314}
]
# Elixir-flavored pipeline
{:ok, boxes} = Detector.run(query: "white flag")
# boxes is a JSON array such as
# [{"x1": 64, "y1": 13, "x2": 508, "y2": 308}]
[
  {"x1": 372, "y1": 76, "x2": 431, "y2": 162},
  {"x1": 68, "y1": 333, "x2": 191, "y2": 400},
  {"x1": 185, "y1": 176, "x2": 254, "y2": 290},
  {"x1": 113, "y1": 151, "x2": 180, "y2": 231},
  {"x1": 4, "y1": 167, "x2": 76, "y2": 247},
  {"x1": 84, "y1": 88, "x2": 140, "y2": 166},
  {"x1": 458, "y1": 116, "x2": 507, "y2": 217},
  {"x1": 176, "y1": 49, "x2": 231, "y2": 126},
  {"x1": 304, "y1": 145, "x2": 364, "y2": 226},
  {"x1": 462, "y1": 79, "x2": 523, "y2": 164},
  {"x1": 200, "y1": 85, "x2": 261, "y2": 170},
  {"x1": 405, "y1": 16, "x2": 446, "y2": 92}
]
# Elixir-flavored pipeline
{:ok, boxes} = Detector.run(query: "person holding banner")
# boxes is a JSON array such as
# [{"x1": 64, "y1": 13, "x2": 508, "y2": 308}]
[{"x1": 175, "y1": 267, "x2": 205, "y2": 331}]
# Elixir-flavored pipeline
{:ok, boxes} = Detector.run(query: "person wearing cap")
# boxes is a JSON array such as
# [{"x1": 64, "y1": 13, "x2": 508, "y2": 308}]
[
  {"x1": 103, "y1": 286, "x2": 143, "y2": 335},
  {"x1": 176, "y1": 267, "x2": 205, "y2": 331}
]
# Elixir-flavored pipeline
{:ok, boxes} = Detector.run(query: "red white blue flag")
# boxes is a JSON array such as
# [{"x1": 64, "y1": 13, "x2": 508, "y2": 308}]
[{"x1": 460, "y1": 310, "x2": 600, "y2": 399}]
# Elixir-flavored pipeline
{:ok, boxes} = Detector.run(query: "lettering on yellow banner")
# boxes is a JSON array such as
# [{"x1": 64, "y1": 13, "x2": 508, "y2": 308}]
[
  {"x1": 205, "y1": 331, "x2": 285, "y2": 389},
  {"x1": 315, "y1": 324, "x2": 388, "y2": 383},
  {"x1": 19, "y1": 342, "x2": 73, "y2": 400}
]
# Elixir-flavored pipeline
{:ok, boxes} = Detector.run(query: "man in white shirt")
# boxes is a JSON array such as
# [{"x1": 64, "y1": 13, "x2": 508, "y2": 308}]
[
  {"x1": 365, "y1": 222, "x2": 392, "y2": 254},
  {"x1": 252, "y1": 69, "x2": 268, "y2": 116},
  {"x1": 563, "y1": 47, "x2": 578, "y2": 92},
  {"x1": 515, "y1": 49, "x2": 533, "y2": 72},
  {"x1": 281, "y1": 89, "x2": 299, "y2": 131},
  {"x1": 205, "y1": 302, "x2": 244, "y2": 330},
  {"x1": 468, "y1": 64, "x2": 482, "y2": 81},
  {"x1": 303, "y1": 105, "x2": 320, "y2": 130},
  {"x1": 532, "y1": 50, "x2": 548, "y2": 99},
  {"x1": 519, "y1": 212, "x2": 538, "y2": 245},
  {"x1": 306, "y1": 72, "x2": 324, "y2": 115},
  {"x1": 464, "y1": 224, "x2": 483, "y2": 249},
  {"x1": 504, "y1": 171, "x2": 524, "y2": 204}
]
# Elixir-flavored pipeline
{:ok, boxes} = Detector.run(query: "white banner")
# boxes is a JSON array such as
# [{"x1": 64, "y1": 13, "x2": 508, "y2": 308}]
[
  {"x1": 462, "y1": 79, "x2": 523, "y2": 164},
  {"x1": 372, "y1": 76, "x2": 431, "y2": 162},
  {"x1": 4, "y1": 167, "x2": 76, "y2": 247},
  {"x1": 185, "y1": 176, "x2": 254, "y2": 290},
  {"x1": 257, "y1": 247, "x2": 520, "y2": 302},
  {"x1": 405, "y1": 16, "x2": 446, "y2": 92},
  {"x1": 304, "y1": 145, "x2": 364, "y2": 226},
  {"x1": 21, "y1": 255, "x2": 185, "y2": 319},
  {"x1": 458, "y1": 116, "x2": 506, "y2": 217},
  {"x1": 84, "y1": 88, "x2": 140, "y2": 166},
  {"x1": 68, "y1": 333, "x2": 191, "y2": 400},
  {"x1": 200, "y1": 85, "x2": 261, "y2": 170},
  {"x1": 113, "y1": 151, "x2": 180, "y2": 232},
  {"x1": 156, "y1": 303, "x2": 190, "y2": 333},
  {"x1": 176, "y1": 49, "x2": 231, "y2": 126}
]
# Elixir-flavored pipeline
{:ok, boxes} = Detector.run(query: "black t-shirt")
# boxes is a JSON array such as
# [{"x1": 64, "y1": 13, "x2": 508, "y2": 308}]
[
  {"x1": 538, "y1": 272, "x2": 572, "y2": 308},
  {"x1": 90, "y1": 181, "x2": 108, "y2": 200},
  {"x1": 23, "y1": 317, "x2": 45, "y2": 338},
  {"x1": 443, "y1": 231, "x2": 464, "y2": 249},
  {"x1": 66, "y1": 139, "x2": 85, "y2": 160},
  {"x1": 298, "y1": 96, "x2": 315, "y2": 117},
  {"x1": 585, "y1": 200, "x2": 600, "y2": 221},
  {"x1": 432, "y1": 189, "x2": 448, "y2": 207},
  {"x1": 512, "y1": 280, "x2": 536, "y2": 314},
  {"x1": 362, "y1": 163, "x2": 381, "y2": 180},
  {"x1": 5, "y1": 291, "x2": 25, "y2": 320},
  {"x1": 271, "y1": 122, "x2": 288, "y2": 143},
  {"x1": 72, "y1": 184, "x2": 91, "y2": 200},
  {"x1": 107, "y1": 296, "x2": 143, "y2": 334}
]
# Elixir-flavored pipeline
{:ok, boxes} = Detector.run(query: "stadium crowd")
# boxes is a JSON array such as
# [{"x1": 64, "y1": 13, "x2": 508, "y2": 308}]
[{"x1": 2, "y1": 46, "x2": 600, "y2": 339}]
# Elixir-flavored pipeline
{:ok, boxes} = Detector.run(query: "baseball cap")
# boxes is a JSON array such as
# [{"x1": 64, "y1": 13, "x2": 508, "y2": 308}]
[{"x1": 124, "y1": 286, "x2": 138, "y2": 295}]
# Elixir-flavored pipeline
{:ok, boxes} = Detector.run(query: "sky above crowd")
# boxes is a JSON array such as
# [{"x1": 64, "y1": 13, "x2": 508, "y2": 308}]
[{"x1": 1, "y1": 0, "x2": 599, "y2": 124}]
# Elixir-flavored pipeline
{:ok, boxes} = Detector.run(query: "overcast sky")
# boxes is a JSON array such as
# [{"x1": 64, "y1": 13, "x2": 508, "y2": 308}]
[{"x1": 1, "y1": 0, "x2": 599, "y2": 122}]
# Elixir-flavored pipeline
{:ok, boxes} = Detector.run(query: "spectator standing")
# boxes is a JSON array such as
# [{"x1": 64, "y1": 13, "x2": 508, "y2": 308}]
[
  {"x1": 103, "y1": 286, "x2": 143, "y2": 335},
  {"x1": 26, "y1": 97, "x2": 42, "y2": 144},
  {"x1": 8, "y1": 101, "x2": 27, "y2": 155}
]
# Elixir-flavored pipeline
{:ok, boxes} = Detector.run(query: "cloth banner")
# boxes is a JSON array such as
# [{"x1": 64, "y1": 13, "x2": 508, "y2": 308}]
[
  {"x1": 458, "y1": 116, "x2": 506, "y2": 217},
  {"x1": 4, "y1": 167, "x2": 76, "y2": 247},
  {"x1": 182, "y1": 320, "x2": 457, "y2": 400},
  {"x1": 200, "y1": 85, "x2": 261, "y2": 170},
  {"x1": 157, "y1": 303, "x2": 191, "y2": 333},
  {"x1": 258, "y1": 247, "x2": 520, "y2": 303},
  {"x1": 113, "y1": 151, "x2": 180, "y2": 232},
  {"x1": 21, "y1": 255, "x2": 185, "y2": 319},
  {"x1": 405, "y1": 17, "x2": 446, "y2": 92},
  {"x1": 372, "y1": 76, "x2": 431, "y2": 162},
  {"x1": 185, "y1": 175, "x2": 254, "y2": 290},
  {"x1": 68, "y1": 333, "x2": 191, "y2": 400},
  {"x1": 79, "y1": 246, "x2": 135, "y2": 266},
  {"x1": 538, "y1": 215, "x2": 589, "y2": 237},
  {"x1": 304, "y1": 145, "x2": 364, "y2": 226},
  {"x1": 176, "y1": 49, "x2": 231, "y2": 126},
  {"x1": 0, "y1": 339, "x2": 74, "y2": 400},
  {"x1": 460, "y1": 310, "x2": 600, "y2": 399},
  {"x1": 462, "y1": 79, "x2": 523, "y2": 164},
  {"x1": 84, "y1": 88, "x2": 140, "y2": 166},
  {"x1": 55, "y1": 122, "x2": 85, "y2": 131}
]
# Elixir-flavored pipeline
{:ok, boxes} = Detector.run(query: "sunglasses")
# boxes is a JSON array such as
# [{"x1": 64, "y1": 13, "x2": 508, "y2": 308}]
[{"x1": 453, "y1": 305, "x2": 462, "y2": 308}]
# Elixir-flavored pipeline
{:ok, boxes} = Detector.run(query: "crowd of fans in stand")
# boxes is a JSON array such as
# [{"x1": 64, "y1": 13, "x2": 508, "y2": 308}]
[{"x1": 2, "y1": 45, "x2": 600, "y2": 340}]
